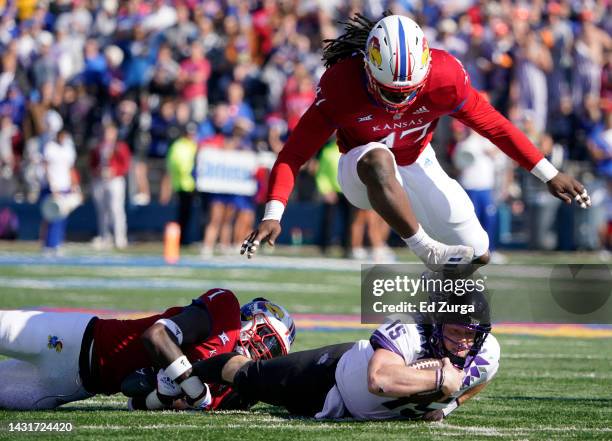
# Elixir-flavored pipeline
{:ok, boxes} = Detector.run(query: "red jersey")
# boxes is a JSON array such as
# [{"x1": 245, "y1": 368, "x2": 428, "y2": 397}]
[
  {"x1": 268, "y1": 49, "x2": 544, "y2": 205},
  {"x1": 90, "y1": 288, "x2": 241, "y2": 396},
  {"x1": 90, "y1": 141, "x2": 131, "y2": 178}
]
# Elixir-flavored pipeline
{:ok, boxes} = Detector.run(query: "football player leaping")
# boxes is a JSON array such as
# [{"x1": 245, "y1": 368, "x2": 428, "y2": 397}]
[
  {"x1": 242, "y1": 13, "x2": 590, "y2": 269},
  {"x1": 191, "y1": 290, "x2": 498, "y2": 421},
  {"x1": 0, "y1": 291, "x2": 295, "y2": 410}
]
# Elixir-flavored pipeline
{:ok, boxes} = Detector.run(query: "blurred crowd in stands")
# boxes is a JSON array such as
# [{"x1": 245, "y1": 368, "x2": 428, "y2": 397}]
[{"x1": 0, "y1": 0, "x2": 610, "y2": 257}]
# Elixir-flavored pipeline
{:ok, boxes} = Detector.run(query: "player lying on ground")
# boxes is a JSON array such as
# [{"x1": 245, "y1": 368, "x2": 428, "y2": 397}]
[
  {"x1": 190, "y1": 288, "x2": 498, "y2": 420},
  {"x1": 122, "y1": 298, "x2": 295, "y2": 411},
  {"x1": 0, "y1": 290, "x2": 295, "y2": 410},
  {"x1": 242, "y1": 12, "x2": 590, "y2": 270}
]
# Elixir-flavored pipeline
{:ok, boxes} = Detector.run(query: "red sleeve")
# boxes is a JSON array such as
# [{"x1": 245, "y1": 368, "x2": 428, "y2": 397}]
[
  {"x1": 113, "y1": 142, "x2": 131, "y2": 177},
  {"x1": 450, "y1": 72, "x2": 543, "y2": 170},
  {"x1": 267, "y1": 102, "x2": 336, "y2": 205},
  {"x1": 185, "y1": 288, "x2": 241, "y2": 362}
]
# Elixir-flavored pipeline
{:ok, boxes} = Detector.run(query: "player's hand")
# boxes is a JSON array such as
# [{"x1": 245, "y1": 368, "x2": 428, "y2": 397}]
[
  {"x1": 240, "y1": 220, "x2": 282, "y2": 258},
  {"x1": 421, "y1": 409, "x2": 444, "y2": 422},
  {"x1": 440, "y1": 357, "x2": 464, "y2": 397},
  {"x1": 157, "y1": 370, "x2": 183, "y2": 404},
  {"x1": 546, "y1": 172, "x2": 591, "y2": 208},
  {"x1": 143, "y1": 369, "x2": 183, "y2": 409}
]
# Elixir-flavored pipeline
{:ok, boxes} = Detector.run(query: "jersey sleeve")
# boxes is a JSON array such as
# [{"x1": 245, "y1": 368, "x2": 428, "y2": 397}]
[
  {"x1": 192, "y1": 288, "x2": 241, "y2": 335},
  {"x1": 267, "y1": 80, "x2": 337, "y2": 206},
  {"x1": 446, "y1": 56, "x2": 544, "y2": 170},
  {"x1": 369, "y1": 319, "x2": 425, "y2": 364},
  {"x1": 185, "y1": 289, "x2": 241, "y2": 362},
  {"x1": 461, "y1": 333, "x2": 501, "y2": 389}
]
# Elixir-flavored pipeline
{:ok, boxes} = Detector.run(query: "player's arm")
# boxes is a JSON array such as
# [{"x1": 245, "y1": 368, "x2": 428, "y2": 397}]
[
  {"x1": 457, "y1": 380, "x2": 489, "y2": 405},
  {"x1": 422, "y1": 379, "x2": 491, "y2": 422},
  {"x1": 241, "y1": 97, "x2": 336, "y2": 258},
  {"x1": 453, "y1": 86, "x2": 590, "y2": 208},
  {"x1": 140, "y1": 305, "x2": 213, "y2": 409},
  {"x1": 367, "y1": 349, "x2": 462, "y2": 398},
  {"x1": 141, "y1": 305, "x2": 211, "y2": 368}
]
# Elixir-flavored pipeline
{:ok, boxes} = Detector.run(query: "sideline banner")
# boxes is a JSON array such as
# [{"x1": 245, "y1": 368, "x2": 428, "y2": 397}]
[{"x1": 195, "y1": 148, "x2": 258, "y2": 195}]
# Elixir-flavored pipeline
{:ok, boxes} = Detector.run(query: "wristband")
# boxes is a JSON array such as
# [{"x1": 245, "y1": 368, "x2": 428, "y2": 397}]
[
  {"x1": 262, "y1": 200, "x2": 285, "y2": 221},
  {"x1": 187, "y1": 382, "x2": 212, "y2": 409},
  {"x1": 165, "y1": 355, "x2": 191, "y2": 382},
  {"x1": 435, "y1": 368, "x2": 445, "y2": 391},
  {"x1": 530, "y1": 158, "x2": 559, "y2": 183},
  {"x1": 180, "y1": 375, "x2": 206, "y2": 399}
]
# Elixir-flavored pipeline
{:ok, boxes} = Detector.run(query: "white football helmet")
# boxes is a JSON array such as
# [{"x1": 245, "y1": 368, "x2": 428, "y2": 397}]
[
  {"x1": 236, "y1": 298, "x2": 296, "y2": 360},
  {"x1": 364, "y1": 15, "x2": 431, "y2": 113}
]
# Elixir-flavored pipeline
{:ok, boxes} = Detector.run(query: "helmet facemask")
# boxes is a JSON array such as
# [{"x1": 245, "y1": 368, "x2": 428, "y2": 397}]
[
  {"x1": 431, "y1": 322, "x2": 490, "y2": 369},
  {"x1": 365, "y1": 61, "x2": 428, "y2": 113},
  {"x1": 237, "y1": 312, "x2": 288, "y2": 360}
]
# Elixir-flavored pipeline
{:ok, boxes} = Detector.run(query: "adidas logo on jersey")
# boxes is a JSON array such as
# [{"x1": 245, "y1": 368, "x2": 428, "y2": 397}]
[{"x1": 412, "y1": 106, "x2": 430, "y2": 114}]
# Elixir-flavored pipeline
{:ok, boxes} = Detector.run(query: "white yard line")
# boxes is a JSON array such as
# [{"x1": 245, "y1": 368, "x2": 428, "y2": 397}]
[{"x1": 0, "y1": 276, "x2": 339, "y2": 294}]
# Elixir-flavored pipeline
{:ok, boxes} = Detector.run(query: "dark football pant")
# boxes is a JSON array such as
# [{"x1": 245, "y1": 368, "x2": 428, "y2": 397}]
[{"x1": 233, "y1": 342, "x2": 354, "y2": 416}]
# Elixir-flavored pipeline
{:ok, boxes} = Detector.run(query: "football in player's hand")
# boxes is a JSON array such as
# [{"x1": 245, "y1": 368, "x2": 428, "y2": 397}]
[{"x1": 406, "y1": 358, "x2": 446, "y2": 404}]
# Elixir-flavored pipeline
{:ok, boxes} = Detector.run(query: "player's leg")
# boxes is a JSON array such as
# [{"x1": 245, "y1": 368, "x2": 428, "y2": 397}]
[
  {"x1": 0, "y1": 311, "x2": 95, "y2": 409},
  {"x1": 399, "y1": 145, "x2": 490, "y2": 263},
  {"x1": 219, "y1": 201, "x2": 236, "y2": 250},
  {"x1": 193, "y1": 343, "x2": 355, "y2": 416},
  {"x1": 109, "y1": 176, "x2": 128, "y2": 248},
  {"x1": 230, "y1": 343, "x2": 355, "y2": 416},
  {"x1": 338, "y1": 142, "x2": 420, "y2": 238},
  {"x1": 0, "y1": 359, "x2": 91, "y2": 410},
  {"x1": 202, "y1": 199, "x2": 225, "y2": 253},
  {"x1": 338, "y1": 143, "x2": 475, "y2": 270}
]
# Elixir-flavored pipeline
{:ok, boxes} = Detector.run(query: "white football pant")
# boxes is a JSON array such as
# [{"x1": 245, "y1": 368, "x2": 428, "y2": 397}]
[
  {"x1": 0, "y1": 310, "x2": 94, "y2": 409},
  {"x1": 338, "y1": 143, "x2": 489, "y2": 257}
]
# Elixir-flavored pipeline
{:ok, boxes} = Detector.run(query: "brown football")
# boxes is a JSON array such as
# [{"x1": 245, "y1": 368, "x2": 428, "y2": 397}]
[
  {"x1": 406, "y1": 358, "x2": 445, "y2": 403},
  {"x1": 408, "y1": 358, "x2": 444, "y2": 371}
]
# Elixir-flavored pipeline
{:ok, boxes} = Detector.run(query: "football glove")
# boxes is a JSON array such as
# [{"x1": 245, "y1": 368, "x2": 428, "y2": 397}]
[{"x1": 143, "y1": 369, "x2": 183, "y2": 410}]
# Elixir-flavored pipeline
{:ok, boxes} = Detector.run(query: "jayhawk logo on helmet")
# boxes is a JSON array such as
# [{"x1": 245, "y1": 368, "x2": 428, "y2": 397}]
[
  {"x1": 265, "y1": 302, "x2": 285, "y2": 320},
  {"x1": 368, "y1": 36, "x2": 382, "y2": 69},
  {"x1": 47, "y1": 335, "x2": 63, "y2": 353},
  {"x1": 421, "y1": 38, "x2": 430, "y2": 66}
]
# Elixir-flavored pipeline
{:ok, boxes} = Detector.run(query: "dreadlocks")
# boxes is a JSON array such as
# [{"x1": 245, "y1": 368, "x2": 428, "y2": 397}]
[{"x1": 322, "y1": 11, "x2": 392, "y2": 68}]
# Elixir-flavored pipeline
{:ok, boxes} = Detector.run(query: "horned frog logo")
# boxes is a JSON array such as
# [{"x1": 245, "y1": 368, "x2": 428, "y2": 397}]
[
  {"x1": 368, "y1": 36, "x2": 382, "y2": 69},
  {"x1": 265, "y1": 302, "x2": 285, "y2": 320},
  {"x1": 47, "y1": 335, "x2": 63, "y2": 353},
  {"x1": 421, "y1": 38, "x2": 430, "y2": 66}
]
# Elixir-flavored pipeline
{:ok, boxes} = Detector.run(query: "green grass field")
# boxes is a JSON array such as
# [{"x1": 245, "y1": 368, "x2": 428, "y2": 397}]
[{"x1": 0, "y1": 246, "x2": 610, "y2": 440}]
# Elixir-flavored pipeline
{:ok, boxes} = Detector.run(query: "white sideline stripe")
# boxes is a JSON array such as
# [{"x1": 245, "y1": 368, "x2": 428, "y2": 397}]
[
  {"x1": 0, "y1": 276, "x2": 337, "y2": 293},
  {"x1": 77, "y1": 423, "x2": 612, "y2": 432},
  {"x1": 0, "y1": 252, "x2": 602, "y2": 279},
  {"x1": 438, "y1": 424, "x2": 612, "y2": 434}
]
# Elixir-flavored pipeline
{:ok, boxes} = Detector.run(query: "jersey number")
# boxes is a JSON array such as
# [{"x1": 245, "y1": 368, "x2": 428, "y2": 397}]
[
  {"x1": 381, "y1": 122, "x2": 432, "y2": 148},
  {"x1": 385, "y1": 320, "x2": 407, "y2": 340}
]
